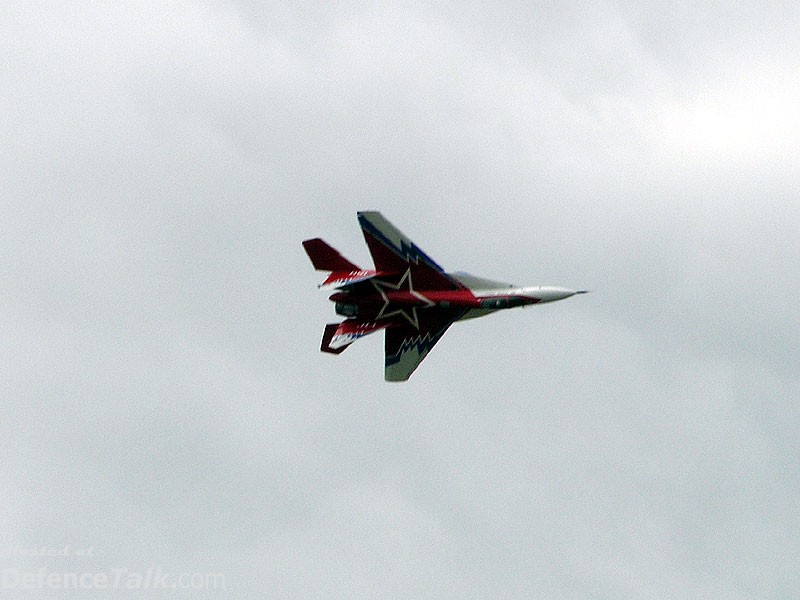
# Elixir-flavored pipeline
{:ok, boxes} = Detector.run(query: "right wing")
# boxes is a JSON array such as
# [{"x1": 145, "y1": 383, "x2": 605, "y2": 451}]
[{"x1": 357, "y1": 211, "x2": 467, "y2": 291}]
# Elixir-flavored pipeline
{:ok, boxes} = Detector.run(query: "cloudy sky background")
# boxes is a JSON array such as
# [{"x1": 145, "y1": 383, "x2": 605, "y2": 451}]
[{"x1": 3, "y1": 1, "x2": 799, "y2": 597}]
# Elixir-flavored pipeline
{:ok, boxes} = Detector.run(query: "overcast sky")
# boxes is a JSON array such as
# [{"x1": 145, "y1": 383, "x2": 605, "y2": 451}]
[{"x1": 3, "y1": 1, "x2": 799, "y2": 598}]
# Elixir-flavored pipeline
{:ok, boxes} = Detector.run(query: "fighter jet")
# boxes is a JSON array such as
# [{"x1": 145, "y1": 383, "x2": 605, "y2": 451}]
[{"x1": 303, "y1": 211, "x2": 586, "y2": 381}]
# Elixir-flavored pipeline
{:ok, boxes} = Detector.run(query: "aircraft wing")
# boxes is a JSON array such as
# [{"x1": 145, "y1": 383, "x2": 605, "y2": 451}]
[
  {"x1": 384, "y1": 309, "x2": 465, "y2": 381},
  {"x1": 357, "y1": 211, "x2": 467, "y2": 291}
]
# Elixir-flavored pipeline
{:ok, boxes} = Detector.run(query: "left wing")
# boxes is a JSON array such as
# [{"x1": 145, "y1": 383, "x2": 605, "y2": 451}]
[{"x1": 384, "y1": 309, "x2": 465, "y2": 381}]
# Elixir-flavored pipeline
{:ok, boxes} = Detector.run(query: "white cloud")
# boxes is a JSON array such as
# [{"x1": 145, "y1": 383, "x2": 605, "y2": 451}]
[{"x1": 2, "y1": 0, "x2": 798, "y2": 598}]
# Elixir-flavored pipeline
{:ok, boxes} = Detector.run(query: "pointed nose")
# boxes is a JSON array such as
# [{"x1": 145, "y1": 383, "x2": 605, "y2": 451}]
[
  {"x1": 545, "y1": 287, "x2": 577, "y2": 301},
  {"x1": 535, "y1": 287, "x2": 582, "y2": 303}
]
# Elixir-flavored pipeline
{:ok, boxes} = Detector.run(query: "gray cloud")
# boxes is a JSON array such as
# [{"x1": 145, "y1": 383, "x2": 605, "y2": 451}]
[{"x1": 2, "y1": 0, "x2": 798, "y2": 598}]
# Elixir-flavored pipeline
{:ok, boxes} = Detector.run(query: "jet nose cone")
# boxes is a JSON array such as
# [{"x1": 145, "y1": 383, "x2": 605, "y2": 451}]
[
  {"x1": 545, "y1": 287, "x2": 575, "y2": 300},
  {"x1": 535, "y1": 287, "x2": 584, "y2": 303},
  {"x1": 519, "y1": 286, "x2": 588, "y2": 304},
  {"x1": 552, "y1": 287, "x2": 578, "y2": 301}
]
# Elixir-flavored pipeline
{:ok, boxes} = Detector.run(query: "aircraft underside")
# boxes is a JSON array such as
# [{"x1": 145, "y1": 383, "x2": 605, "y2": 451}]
[{"x1": 303, "y1": 211, "x2": 584, "y2": 381}]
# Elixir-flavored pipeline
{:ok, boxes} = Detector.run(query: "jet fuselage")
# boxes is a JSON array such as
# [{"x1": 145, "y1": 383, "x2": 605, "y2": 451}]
[
  {"x1": 303, "y1": 211, "x2": 586, "y2": 380},
  {"x1": 330, "y1": 285, "x2": 580, "y2": 316}
]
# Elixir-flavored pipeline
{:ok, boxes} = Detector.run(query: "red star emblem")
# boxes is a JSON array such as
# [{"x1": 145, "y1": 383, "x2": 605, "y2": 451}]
[{"x1": 372, "y1": 269, "x2": 434, "y2": 329}]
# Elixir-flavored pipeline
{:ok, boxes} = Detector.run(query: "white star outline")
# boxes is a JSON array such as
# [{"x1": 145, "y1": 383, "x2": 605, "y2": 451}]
[{"x1": 371, "y1": 268, "x2": 435, "y2": 329}]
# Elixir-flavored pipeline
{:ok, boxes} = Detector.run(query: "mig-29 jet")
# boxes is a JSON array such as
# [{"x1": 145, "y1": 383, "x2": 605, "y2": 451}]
[{"x1": 303, "y1": 211, "x2": 586, "y2": 381}]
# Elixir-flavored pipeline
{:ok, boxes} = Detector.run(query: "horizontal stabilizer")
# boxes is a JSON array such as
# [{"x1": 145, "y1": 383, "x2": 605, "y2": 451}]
[
  {"x1": 320, "y1": 320, "x2": 388, "y2": 354},
  {"x1": 320, "y1": 269, "x2": 387, "y2": 289},
  {"x1": 303, "y1": 238, "x2": 360, "y2": 272},
  {"x1": 321, "y1": 323, "x2": 350, "y2": 354}
]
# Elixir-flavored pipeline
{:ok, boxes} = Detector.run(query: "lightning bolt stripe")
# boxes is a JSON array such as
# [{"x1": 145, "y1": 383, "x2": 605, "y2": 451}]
[
  {"x1": 383, "y1": 308, "x2": 467, "y2": 381},
  {"x1": 357, "y1": 211, "x2": 446, "y2": 272}
]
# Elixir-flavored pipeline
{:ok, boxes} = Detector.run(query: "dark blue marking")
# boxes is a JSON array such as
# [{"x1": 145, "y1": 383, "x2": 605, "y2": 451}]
[
  {"x1": 384, "y1": 309, "x2": 467, "y2": 366},
  {"x1": 385, "y1": 329, "x2": 447, "y2": 366},
  {"x1": 358, "y1": 214, "x2": 446, "y2": 272}
]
